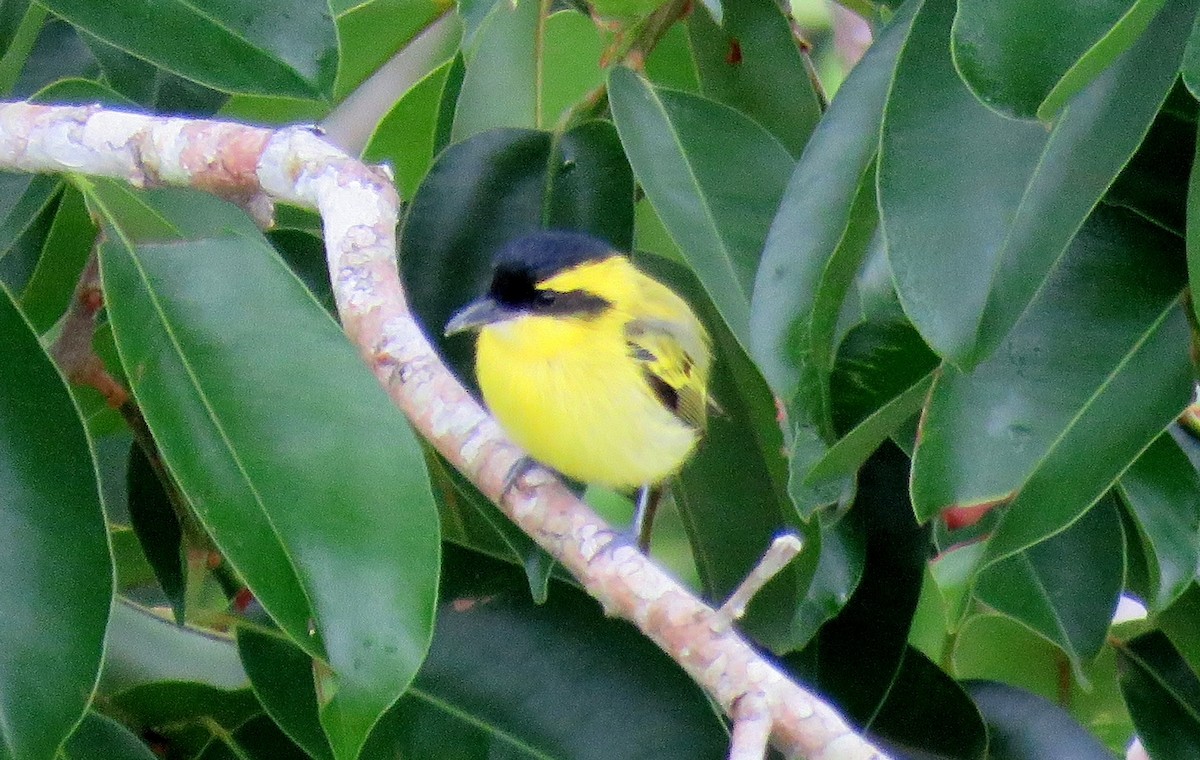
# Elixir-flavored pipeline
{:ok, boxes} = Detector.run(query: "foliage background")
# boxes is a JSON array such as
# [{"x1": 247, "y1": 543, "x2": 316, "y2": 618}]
[{"x1": 1, "y1": 0, "x2": 1199, "y2": 757}]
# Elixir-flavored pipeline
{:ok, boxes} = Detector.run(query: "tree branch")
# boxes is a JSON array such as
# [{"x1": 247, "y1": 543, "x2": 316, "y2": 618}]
[{"x1": 0, "y1": 102, "x2": 889, "y2": 760}]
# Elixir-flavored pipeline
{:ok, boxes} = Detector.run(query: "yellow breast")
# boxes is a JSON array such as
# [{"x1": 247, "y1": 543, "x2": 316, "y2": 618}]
[{"x1": 475, "y1": 312, "x2": 698, "y2": 489}]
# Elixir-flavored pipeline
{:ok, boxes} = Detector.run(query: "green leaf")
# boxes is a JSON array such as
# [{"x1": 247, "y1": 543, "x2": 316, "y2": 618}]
[
  {"x1": 643, "y1": 22, "x2": 700, "y2": 92},
  {"x1": 239, "y1": 628, "x2": 334, "y2": 760},
  {"x1": 911, "y1": 206, "x2": 1192, "y2": 563},
  {"x1": 975, "y1": 498, "x2": 1124, "y2": 682},
  {"x1": 62, "y1": 713, "x2": 158, "y2": 760},
  {"x1": 126, "y1": 443, "x2": 186, "y2": 623},
  {"x1": 363, "y1": 57, "x2": 461, "y2": 200},
  {"x1": 540, "y1": 10, "x2": 604, "y2": 128},
  {"x1": 364, "y1": 544, "x2": 729, "y2": 759},
  {"x1": 880, "y1": 0, "x2": 1193, "y2": 368},
  {"x1": 1117, "y1": 632, "x2": 1200, "y2": 758},
  {"x1": 451, "y1": 0, "x2": 541, "y2": 140},
  {"x1": 39, "y1": 0, "x2": 338, "y2": 98},
  {"x1": 402, "y1": 123, "x2": 634, "y2": 382},
  {"x1": 868, "y1": 647, "x2": 987, "y2": 759},
  {"x1": 953, "y1": 0, "x2": 1167, "y2": 120},
  {"x1": 686, "y1": 0, "x2": 822, "y2": 157},
  {"x1": 92, "y1": 184, "x2": 440, "y2": 760},
  {"x1": 747, "y1": 2, "x2": 918, "y2": 512},
  {"x1": 609, "y1": 66, "x2": 794, "y2": 346},
  {"x1": 331, "y1": 0, "x2": 448, "y2": 100},
  {"x1": 17, "y1": 184, "x2": 97, "y2": 332},
  {"x1": 9, "y1": 18, "x2": 97, "y2": 99},
  {"x1": 791, "y1": 444, "x2": 930, "y2": 722},
  {"x1": 1116, "y1": 431, "x2": 1200, "y2": 611},
  {"x1": 0, "y1": 285, "x2": 112, "y2": 760},
  {"x1": 0, "y1": 173, "x2": 62, "y2": 293},
  {"x1": 99, "y1": 599, "x2": 249, "y2": 696},
  {"x1": 197, "y1": 714, "x2": 311, "y2": 760},
  {"x1": 1162, "y1": 583, "x2": 1200, "y2": 678},
  {"x1": 964, "y1": 680, "x2": 1118, "y2": 759},
  {"x1": 1106, "y1": 87, "x2": 1194, "y2": 236}
]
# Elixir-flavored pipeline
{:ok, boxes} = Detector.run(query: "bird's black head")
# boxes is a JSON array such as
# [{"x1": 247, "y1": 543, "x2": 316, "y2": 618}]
[
  {"x1": 488, "y1": 231, "x2": 618, "y2": 310},
  {"x1": 445, "y1": 230, "x2": 620, "y2": 335}
]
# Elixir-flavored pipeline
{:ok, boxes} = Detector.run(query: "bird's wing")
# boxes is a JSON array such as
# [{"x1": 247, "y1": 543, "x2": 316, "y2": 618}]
[{"x1": 625, "y1": 318, "x2": 709, "y2": 432}]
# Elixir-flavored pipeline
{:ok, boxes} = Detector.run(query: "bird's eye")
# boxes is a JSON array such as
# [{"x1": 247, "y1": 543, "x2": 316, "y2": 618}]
[{"x1": 534, "y1": 290, "x2": 557, "y2": 307}]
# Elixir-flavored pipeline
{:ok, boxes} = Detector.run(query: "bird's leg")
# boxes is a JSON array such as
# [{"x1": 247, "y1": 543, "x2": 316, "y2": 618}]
[{"x1": 632, "y1": 484, "x2": 664, "y2": 553}]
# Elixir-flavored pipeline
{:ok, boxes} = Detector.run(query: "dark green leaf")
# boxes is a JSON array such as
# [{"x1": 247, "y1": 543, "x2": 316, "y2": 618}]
[
  {"x1": 1116, "y1": 432, "x2": 1200, "y2": 611},
  {"x1": 10, "y1": 17, "x2": 98, "y2": 98},
  {"x1": 93, "y1": 184, "x2": 439, "y2": 760},
  {"x1": 790, "y1": 443, "x2": 930, "y2": 723},
  {"x1": 911, "y1": 206, "x2": 1192, "y2": 569},
  {"x1": 1117, "y1": 632, "x2": 1200, "y2": 759},
  {"x1": 17, "y1": 184, "x2": 97, "y2": 332},
  {"x1": 880, "y1": 0, "x2": 1193, "y2": 367},
  {"x1": 0, "y1": 173, "x2": 62, "y2": 293},
  {"x1": 402, "y1": 123, "x2": 634, "y2": 382},
  {"x1": 0, "y1": 284, "x2": 112, "y2": 760},
  {"x1": 953, "y1": 0, "x2": 1167, "y2": 120},
  {"x1": 975, "y1": 498, "x2": 1124, "y2": 682},
  {"x1": 126, "y1": 443, "x2": 186, "y2": 623},
  {"x1": 99, "y1": 599, "x2": 249, "y2": 696},
  {"x1": 609, "y1": 66, "x2": 794, "y2": 345},
  {"x1": 868, "y1": 647, "x2": 987, "y2": 759},
  {"x1": 62, "y1": 712, "x2": 158, "y2": 760},
  {"x1": 964, "y1": 680, "x2": 1117, "y2": 759},
  {"x1": 331, "y1": 0, "x2": 448, "y2": 100},
  {"x1": 238, "y1": 628, "x2": 334, "y2": 760},
  {"x1": 1106, "y1": 91, "x2": 1194, "y2": 235},
  {"x1": 686, "y1": 0, "x2": 821, "y2": 156},
  {"x1": 747, "y1": 2, "x2": 918, "y2": 513},
  {"x1": 0, "y1": 0, "x2": 30, "y2": 60},
  {"x1": 79, "y1": 31, "x2": 228, "y2": 114},
  {"x1": 365, "y1": 544, "x2": 728, "y2": 759},
  {"x1": 39, "y1": 0, "x2": 338, "y2": 98}
]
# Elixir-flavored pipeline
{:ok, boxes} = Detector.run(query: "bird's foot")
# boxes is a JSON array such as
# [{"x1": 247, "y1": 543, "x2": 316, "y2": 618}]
[{"x1": 500, "y1": 455, "x2": 541, "y2": 500}]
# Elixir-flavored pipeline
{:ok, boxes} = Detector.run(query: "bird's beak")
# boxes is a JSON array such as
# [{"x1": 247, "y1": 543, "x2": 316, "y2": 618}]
[{"x1": 445, "y1": 297, "x2": 507, "y2": 336}]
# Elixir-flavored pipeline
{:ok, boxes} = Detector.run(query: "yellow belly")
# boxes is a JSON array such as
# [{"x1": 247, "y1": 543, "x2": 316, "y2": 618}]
[{"x1": 475, "y1": 319, "x2": 697, "y2": 488}]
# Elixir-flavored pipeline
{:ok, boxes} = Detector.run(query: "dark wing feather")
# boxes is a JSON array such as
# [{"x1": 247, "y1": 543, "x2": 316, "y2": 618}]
[{"x1": 625, "y1": 318, "x2": 709, "y2": 431}]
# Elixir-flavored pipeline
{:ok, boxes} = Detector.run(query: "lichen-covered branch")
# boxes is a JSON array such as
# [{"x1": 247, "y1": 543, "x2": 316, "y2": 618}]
[{"x1": 0, "y1": 101, "x2": 889, "y2": 760}]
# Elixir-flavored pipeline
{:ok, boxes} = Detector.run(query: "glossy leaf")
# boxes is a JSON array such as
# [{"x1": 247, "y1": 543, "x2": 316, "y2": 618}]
[
  {"x1": 98, "y1": 599, "x2": 249, "y2": 696},
  {"x1": 363, "y1": 57, "x2": 461, "y2": 200},
  {"x1": 0, "y1": 173, "x2": 61, "y2": 292},
  {"x1": 1161, "y1": 582, "x2": 1200, "y2": 678},
  {"x1": 540, "y1": 11, "x2": 604, "y2": 127},
  {"x1": 0, "y1": 285, "x2": 112, "y2": 760},
  {"x1": 880, "y1": 0, "x2": 1193, "y2": 368},
  {"x1": 1116, "y1": 432, "x2": 1200, "y2": 611},
  {"x1": 792, "y1": 444, "x2": 930, "y2": 722},
  {"x1": 686, "y1": 0, "x2": 821, "y2": 157},
  {"x1": 1108, "y1": 88, "x2": 1194, "y2": 236},
  {"x1": 126, "y1": 443, "x2": 186, "y2": 623},
  {"x1": 17, "y1": 184, "x2": 96, "y2": 332},
  {"x1": 331, "y1": 0, "x2": 447, "y2": 100},
  {"x1": 747, "y1": 2, "x2": 918, "y2": 512},
  {"x1": 93, "y1": 184, "x2": 439, "y2": 760},
  {"x1": 38, "y1": 0, "x2": 338, "y2": 98},
  {"x1": 965, "y1": 680, "x2": 1118, "y2": 759},
  {"x1": 62, "y1": 713, "x2": 158, "y2": 760},
  {"x1": 953, "y1": 0, "x2": 1166, "y2": 120},
  {"x1": 976, "y1": 499, "x2": 1123, "y2": 682},
  {"x1": 402, "y1": 123, "x2": 634, "y2": 381},
  {"x1": 239, "y1": 628, "x2": 334, "y2": 760},
  {"x1": 451, "y1": 0, "x2": 540, "y2": 140},
  {"x1": 911, "y1": 206, "x2": 1192, "y2": 567},
  {"x1": 609, "y1": 65, "x2": 794, "y2": 345},
  {"x1": 868, "y1": 647, "x2": 987, "y2": 759},
  {"x1": 1117, "y1": 632, "x2": 1200, "y2": 758},
  {"x1": 367, "y1": 544, "x2": 729, "y2": 759}
]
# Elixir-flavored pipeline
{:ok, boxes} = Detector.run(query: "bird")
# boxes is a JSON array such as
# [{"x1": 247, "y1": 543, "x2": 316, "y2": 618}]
[{"x1": 444, "y1": 230, "x2": 714, "y2": 550}]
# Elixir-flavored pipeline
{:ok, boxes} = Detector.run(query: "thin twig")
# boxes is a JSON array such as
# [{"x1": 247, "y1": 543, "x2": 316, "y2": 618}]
[{"x1": 714, "y1": 533, "x2": 804, "y2": 632}]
